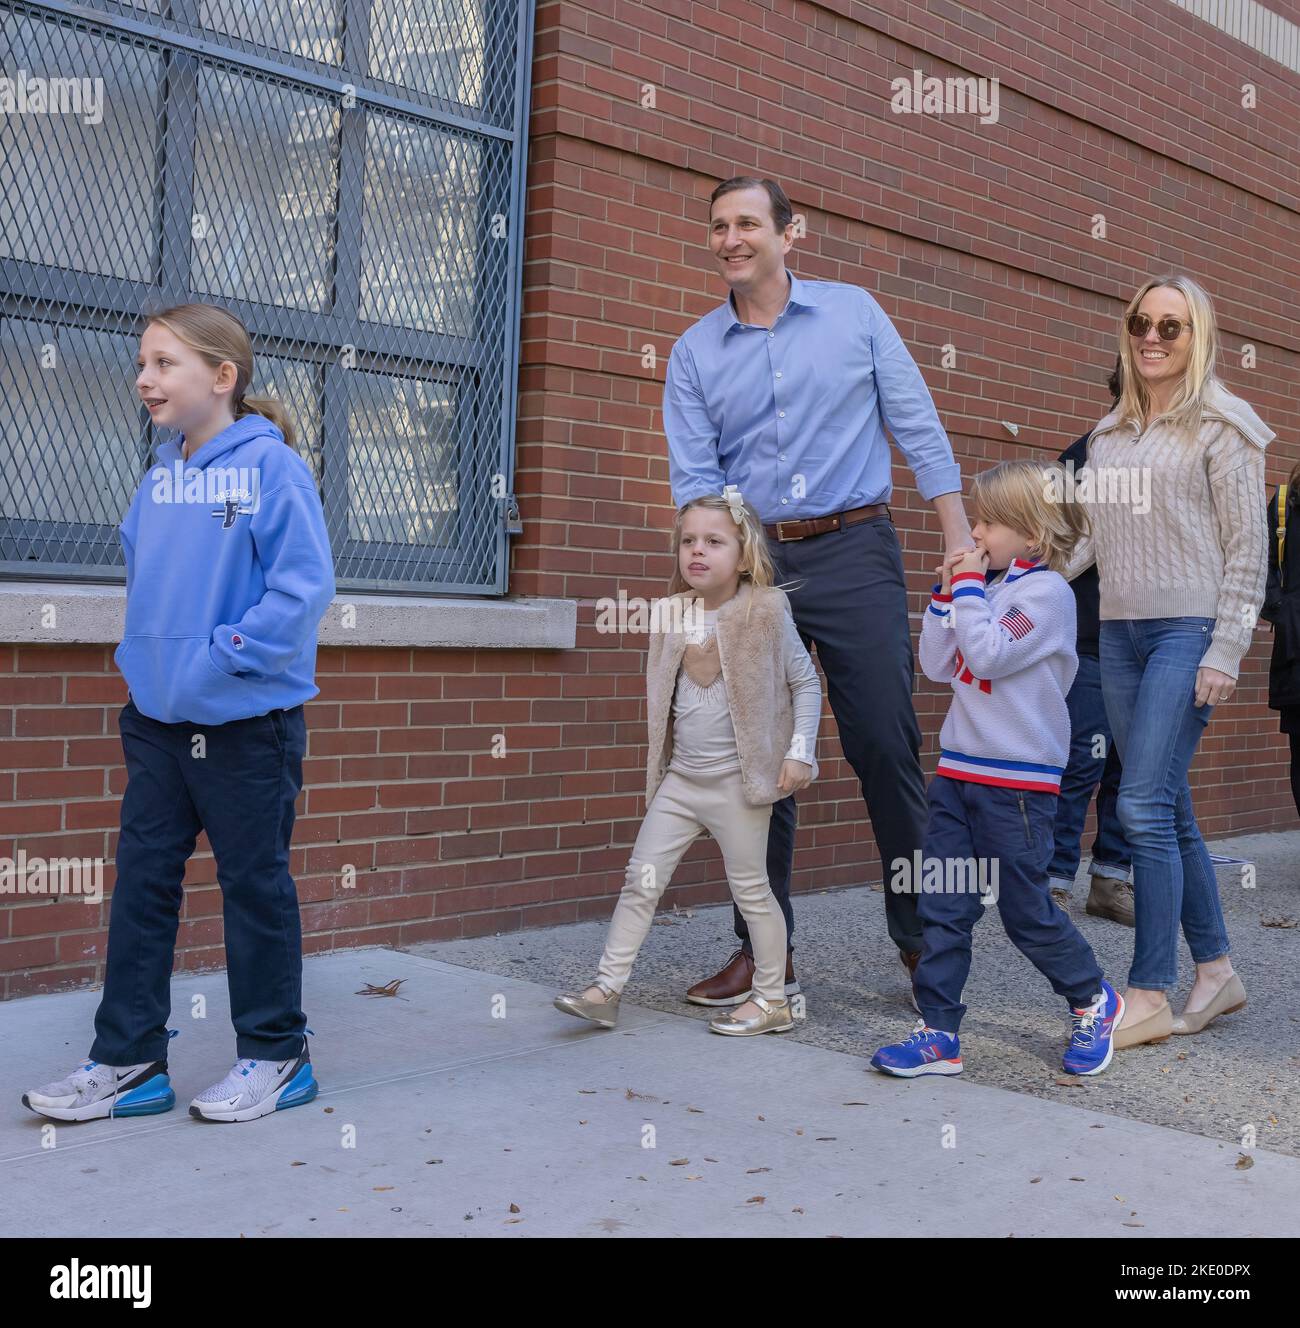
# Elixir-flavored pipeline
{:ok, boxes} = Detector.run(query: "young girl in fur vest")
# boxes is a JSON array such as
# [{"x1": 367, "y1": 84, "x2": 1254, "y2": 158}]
[{"x1": 555, "y1": 487, "x2": 822, "y2": 1036}]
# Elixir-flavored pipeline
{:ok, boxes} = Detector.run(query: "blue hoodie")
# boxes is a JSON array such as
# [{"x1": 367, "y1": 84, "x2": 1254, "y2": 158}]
[{"x1": 115, "y1": 414, "x2": 336, "y2": 725}]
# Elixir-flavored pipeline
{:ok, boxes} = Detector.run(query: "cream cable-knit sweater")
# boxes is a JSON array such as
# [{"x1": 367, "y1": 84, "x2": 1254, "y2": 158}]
[{"x1": 1064, "y1": 380, "x2": 1272, "y2": 679}]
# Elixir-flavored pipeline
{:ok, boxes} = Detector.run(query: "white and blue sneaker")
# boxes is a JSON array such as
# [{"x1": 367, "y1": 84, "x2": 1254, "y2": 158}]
[
  {"x1": 870, "y1": 1020, "x2": 964, "y2": 1078},
  {"x1": 1062, "y1": 980, "x2": 1124, "y2": 1076},
  {"x1": 22, "y1": 1057, "x2": 176, "y2": 1121},
  {"x1": 189, "y1": 1041, "x2": 318, "y2": 1122}
]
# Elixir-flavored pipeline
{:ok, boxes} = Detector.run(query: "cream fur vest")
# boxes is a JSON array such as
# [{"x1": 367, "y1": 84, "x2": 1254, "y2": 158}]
[{"x1": 645, "y1": 582, "x2": 794, "y2": 808}]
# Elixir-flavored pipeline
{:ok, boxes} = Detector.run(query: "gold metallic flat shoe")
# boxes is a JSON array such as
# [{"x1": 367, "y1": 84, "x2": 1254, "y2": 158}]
[
  {"x1": 1112, "y1": 998, "x2": 1173, "y2": 1049},
  {"x1": 1171, "y1": 973, "x2": 1246, "y2": 1035},
  {"x1": 553, "y1": 980, "x2": 620, "y2": 1028},
  {"x1": 708, "y1": 994, "x2": 795, "y2": 1037}
]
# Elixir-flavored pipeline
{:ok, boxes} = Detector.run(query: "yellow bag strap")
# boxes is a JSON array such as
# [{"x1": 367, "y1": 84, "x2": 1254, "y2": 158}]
[{"x1": 1279, "y1": 483, "x2": 1288, "y2": 577}]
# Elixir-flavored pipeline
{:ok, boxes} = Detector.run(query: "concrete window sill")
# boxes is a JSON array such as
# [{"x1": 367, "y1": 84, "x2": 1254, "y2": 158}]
[{"x1": 0, "y1": 581, "x2": 576, "y2": 651}]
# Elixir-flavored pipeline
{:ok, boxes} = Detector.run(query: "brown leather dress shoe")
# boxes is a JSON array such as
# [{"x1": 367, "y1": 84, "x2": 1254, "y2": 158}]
[{"x1": 685, "y1": 948, "x2": 800, "y2": 1006}]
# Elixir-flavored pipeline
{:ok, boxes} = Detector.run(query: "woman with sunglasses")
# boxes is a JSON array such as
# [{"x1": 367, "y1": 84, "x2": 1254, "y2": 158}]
[{"x1": 1066, "y1": 275, "x2": 1272, "y2": 1048}]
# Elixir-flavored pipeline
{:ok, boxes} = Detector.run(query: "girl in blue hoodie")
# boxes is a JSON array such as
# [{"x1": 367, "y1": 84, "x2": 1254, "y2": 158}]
[{"x1": 22, "y1": 304, "x2": 335, "y2": 1125}]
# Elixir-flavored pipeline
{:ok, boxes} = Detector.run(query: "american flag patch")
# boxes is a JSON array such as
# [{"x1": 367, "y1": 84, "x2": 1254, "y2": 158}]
[{"x1": 998, "y1": 606, "x2": 1035, "y2": 639}]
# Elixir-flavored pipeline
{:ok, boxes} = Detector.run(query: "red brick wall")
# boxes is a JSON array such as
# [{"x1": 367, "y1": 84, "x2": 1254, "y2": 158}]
[{"x1": 3, "y1": 0, "x2": 1299, "y2": 997}]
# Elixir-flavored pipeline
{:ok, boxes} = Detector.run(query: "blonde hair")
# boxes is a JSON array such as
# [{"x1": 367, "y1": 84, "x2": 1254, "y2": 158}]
[
  {"x1": 144, "y1": 303, "x2": 296, "y2": 447},
  {"x1": 1113, "y1": 274, "x2": 1219, "y2": 436},
  {"x1": 970, "y1": 459, "x2": 1090, "y2": 574}
]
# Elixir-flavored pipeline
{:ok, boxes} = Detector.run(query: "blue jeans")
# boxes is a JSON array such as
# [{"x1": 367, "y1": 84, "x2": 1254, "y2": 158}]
[
  {"x1": 912, "y1": 776, "x2": 1104, "y2": 1033},
  {"x1": 1099, "y1": 618, "x2": 1230, "y2": 990},
  {"x1": 91, "y1": 699, "x2": 309, "y2": 1064},
  {"x1": 1047, "y1": 652, "x2": 1132, "y2": 887}
]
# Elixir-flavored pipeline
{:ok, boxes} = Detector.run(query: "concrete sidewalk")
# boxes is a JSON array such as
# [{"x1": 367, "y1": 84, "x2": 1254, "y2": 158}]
[
  {"x1": 1, "y1": 948, "x2": 1296, "y2": 1238},
  {"x1": 420, "y1": 827, "x2": 1300, "y2": 1158}
]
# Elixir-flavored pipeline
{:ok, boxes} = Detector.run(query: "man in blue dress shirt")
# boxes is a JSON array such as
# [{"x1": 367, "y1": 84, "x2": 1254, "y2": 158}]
[{"x1": 665, "y1": 177, "x2": 973, "y2": 1010}]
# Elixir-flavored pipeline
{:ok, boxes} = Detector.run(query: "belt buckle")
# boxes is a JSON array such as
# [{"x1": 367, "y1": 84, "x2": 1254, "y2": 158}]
[{"x1": 775, "y1": 520, "x2": 801, "y2": 542}]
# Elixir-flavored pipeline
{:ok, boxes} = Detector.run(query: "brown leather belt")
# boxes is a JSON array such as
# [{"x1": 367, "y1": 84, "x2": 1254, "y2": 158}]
[{"x1": 763, "y1": 502, "x2": 891, "y2": 543}]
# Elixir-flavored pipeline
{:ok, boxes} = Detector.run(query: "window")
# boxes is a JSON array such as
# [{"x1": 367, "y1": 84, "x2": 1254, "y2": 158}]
[{"x1": 0, "y1": 0, "x2": 532, "y2": 593}]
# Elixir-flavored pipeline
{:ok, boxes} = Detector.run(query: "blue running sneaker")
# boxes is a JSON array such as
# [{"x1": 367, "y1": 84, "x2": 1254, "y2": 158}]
[
  {"x1": 871, "y1": 1020, "x2": 963, "y2": 1078},
  {"x1": 189, "y1": 1040, "x2": 318, "y2": 1123},
  {"x1": 22, "y1": 1058, "x2": 176, "y2": 1121},
  {"x1": 1063, "y1": 980, "x2": 1124, "y2": 1076}
]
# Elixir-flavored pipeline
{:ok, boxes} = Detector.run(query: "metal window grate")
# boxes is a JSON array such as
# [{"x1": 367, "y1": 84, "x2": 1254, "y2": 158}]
[{"x1": 0, "y1": 0, "x2": 533, "y2": 594}]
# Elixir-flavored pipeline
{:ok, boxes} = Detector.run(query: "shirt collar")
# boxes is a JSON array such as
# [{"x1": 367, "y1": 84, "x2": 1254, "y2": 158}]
[
  {"x1": 724, "y1": 271, "x2": 818, "y2": 333},
  {"x1": 1003, "y1": 556, "x2": 1044, "y2": 583}
]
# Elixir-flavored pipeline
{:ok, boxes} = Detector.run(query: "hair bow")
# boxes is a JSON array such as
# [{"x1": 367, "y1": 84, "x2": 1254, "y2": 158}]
[{"x1": 721, "y1": 484, "x2": 745, "y2": 526}]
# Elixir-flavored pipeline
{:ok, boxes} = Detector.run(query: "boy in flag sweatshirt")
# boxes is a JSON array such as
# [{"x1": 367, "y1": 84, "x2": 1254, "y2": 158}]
[{"x1": 871, "y1": 460, "x2": 1122, "y2": 1080}]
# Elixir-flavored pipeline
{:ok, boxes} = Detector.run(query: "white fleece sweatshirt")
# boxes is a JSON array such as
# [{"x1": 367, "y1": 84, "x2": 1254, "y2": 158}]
[{"x1": 919, "y1": 557, "x2": 1079, "y2": 792}]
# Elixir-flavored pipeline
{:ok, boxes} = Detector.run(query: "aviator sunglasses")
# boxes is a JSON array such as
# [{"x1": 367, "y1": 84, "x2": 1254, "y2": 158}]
[{"x1": 1126, "y1": 312, "x2": 1192, "y2": 341}]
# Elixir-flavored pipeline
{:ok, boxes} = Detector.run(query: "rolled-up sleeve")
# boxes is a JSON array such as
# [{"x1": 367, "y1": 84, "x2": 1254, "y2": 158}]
[
  {"x1": 664, "y1": 339, "x2": 726, "y2": 507},
  {"x1": 866, "y1": 293, "x2": 962, "y2": 500}
]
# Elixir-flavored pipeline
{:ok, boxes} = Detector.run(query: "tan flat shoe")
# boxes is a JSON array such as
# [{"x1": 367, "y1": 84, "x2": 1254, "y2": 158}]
[
  {"x1": 1113, "y1": 999, "x2": 1173, "y2": 1049},
  {"x1": 1171, "y1": 973, "x2": 1246, "y2": 1035},
  {"x1": 554, "y1": 980, "x2": 620, "y2": 1028},
  {"x1": 708, "y1": 994, "x2": 795, "y2": 1037}
]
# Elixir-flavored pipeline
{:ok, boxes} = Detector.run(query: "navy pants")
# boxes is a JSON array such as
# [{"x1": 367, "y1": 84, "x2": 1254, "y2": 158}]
[
  {"x1": 1047, "y1": 652, "x2": 1132, "y2": 885},
  {"x1": 91, "y1": 699, "x2": 308, "y2": 1065},
  {"x1": 912, "y1": 775, "x2": 1104, "y2": 1034},
  {"x1": 740, "y1": 515, "x2": 928, "y2": 956}
]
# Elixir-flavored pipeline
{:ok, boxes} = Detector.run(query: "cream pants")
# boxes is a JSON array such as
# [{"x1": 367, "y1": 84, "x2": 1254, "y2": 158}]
[{"x1": 596, "y1": 767, "x2": 789, "y2": 1001}]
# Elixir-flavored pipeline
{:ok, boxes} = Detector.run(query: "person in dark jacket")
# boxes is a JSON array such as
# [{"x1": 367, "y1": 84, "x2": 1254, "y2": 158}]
[
  {"x1": 1262, "y1": 462, "x2": 1300, "y2": 822},
  {"x1": 1046, "y1": 360, "x2": 1135, "y2": 923}
]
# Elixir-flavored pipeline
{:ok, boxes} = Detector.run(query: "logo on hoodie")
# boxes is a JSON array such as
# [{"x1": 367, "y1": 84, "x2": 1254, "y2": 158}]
[{"x1": 210, "y1": 488, "x2": 257, "y2": 529}]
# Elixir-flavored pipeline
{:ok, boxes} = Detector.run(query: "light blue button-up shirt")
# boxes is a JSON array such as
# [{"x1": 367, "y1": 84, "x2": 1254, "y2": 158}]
[{"x1": 664, "y1": 272, "x2": 962, "y2": 523}]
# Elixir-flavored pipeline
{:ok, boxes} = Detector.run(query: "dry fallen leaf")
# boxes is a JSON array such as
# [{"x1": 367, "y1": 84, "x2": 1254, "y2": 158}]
[
  {"x1": 356, "y1": 978, "x2": 407, "y2": 998},
  {"x1": 509, "y1": 1203, "x2": 520, "y2": 1213},
  {"x1": 669, "y1": 1158, "x2": 689, "y2": 1166},
  {"x1": 1054, "y1": 1075, "x2": 1083, "y2": 1087},
  {"x1": 746, "y1": 1167, "x2": 771, "y2": 1175},
  {"x1": 1235, "y1": 1153, "x2": 1255, "y2": 1170},
  {"x1": 1261, "y1": 915, "x2": 1298, "y2": 928},
  {"x1": 746, "y1": 1195, "x2": 766, "y2": 1205},
  {"x1": 1029, "y1": 1177, "x2": 1042, "y2": 1184}
]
